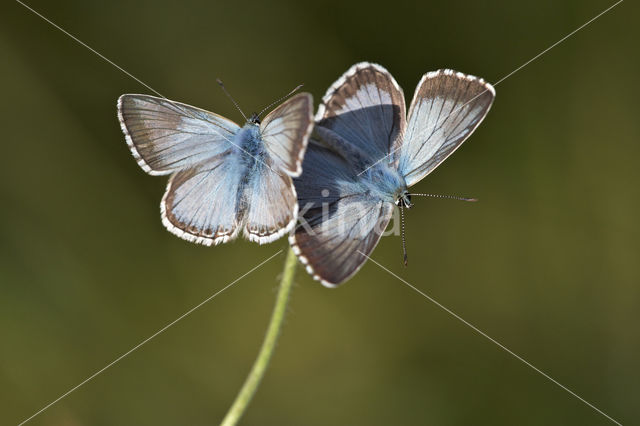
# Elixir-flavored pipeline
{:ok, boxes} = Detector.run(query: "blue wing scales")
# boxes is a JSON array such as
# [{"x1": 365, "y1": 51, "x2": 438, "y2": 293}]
[
  {"x1": 260, "y1": 93, "x2": 313, "y2": 177},
  {"x1": 118, "y1": 94, "x2": 240, "y2": 175},
  {"x1": 396, "y1": 70, "x2": 494, "y2": 186},
  {"x1": 290, "y1": 136, "x2": 393, "y2": 286}
]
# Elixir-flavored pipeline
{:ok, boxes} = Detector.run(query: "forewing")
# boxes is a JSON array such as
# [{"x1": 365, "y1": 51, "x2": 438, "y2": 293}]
[
  {"x1": 243, "y1": 157, "x2": 297, "y2": 244},
  {"x1": 316, "y1": 62, "x2": 406, "y2": 163},
  {"x1": 118, "y1": 94, "x2": 240, "y2": 175},
  {"x1": 161, "y1": 153, "x2": 245, "y2": 245},
  {"x1": 396, "y1": 70, "x2": 494, "y2": 186},
  {"x1": 290, "y1": 140, "x2": 393, "y2": 286},
  {"x1": 260, "y1": 93, "x2": 314, "y2": 177}
]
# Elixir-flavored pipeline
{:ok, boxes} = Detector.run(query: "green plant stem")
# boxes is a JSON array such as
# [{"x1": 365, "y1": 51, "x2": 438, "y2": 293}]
[{"x1": 220, "y1": 246, "x2": 298, "y2": 426}]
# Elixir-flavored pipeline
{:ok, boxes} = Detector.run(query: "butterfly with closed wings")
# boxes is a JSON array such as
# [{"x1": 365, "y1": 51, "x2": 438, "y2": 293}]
[
  {"x1": 290, "y1": 62, "x2": 495, "y2": 286},
  {"x1": 118, "y1": 86, "x2": 313, "y2": 245}
]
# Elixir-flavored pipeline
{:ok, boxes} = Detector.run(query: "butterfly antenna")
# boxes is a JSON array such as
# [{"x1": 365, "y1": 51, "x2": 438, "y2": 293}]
[
  {"x1": 409, "y1": 193, "x2": 478, "y2": 202},
  {"x1": 400, "y1": 204, "x2": 408, "y2": 266},
  {"x1": 216, "y1": 78, "x2": 248, "y2": 122},
  {"x1": 257, "y1": 84, "x2": 304, "y2": 118}
]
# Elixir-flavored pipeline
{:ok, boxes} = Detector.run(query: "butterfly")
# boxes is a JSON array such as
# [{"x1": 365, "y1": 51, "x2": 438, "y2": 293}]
[
  {"x1": 289, "y1": 62, "x2": 495, "y2": 286},
  {"x1": 118, "y1": 90, "x2": 313, "y2": 245}
]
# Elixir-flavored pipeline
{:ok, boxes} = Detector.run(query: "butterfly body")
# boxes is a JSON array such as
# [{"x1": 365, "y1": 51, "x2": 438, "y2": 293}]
[
  {"x1": 232, "y1": 122, "x2": 265, "y2": 169},
  {"x1": 360, "y1": 161, "x2": 409, "y2": 205},
  {"x1": 310, "y1": 124, "x2": 408, "y2": 205}
]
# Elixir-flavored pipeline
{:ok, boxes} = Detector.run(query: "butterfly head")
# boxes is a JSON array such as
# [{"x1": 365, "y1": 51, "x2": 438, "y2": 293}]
[
  {"x1": 249, "y1": 112, "x2": 261, "y2": 125},
  {"x1": 395, "y1": 191, "x2": 413, "y2": 209}
]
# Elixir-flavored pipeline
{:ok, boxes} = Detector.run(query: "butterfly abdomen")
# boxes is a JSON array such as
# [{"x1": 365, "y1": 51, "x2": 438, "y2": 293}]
[{"x1": 229, "y1": 124, "x2": 263, "y2": 223}]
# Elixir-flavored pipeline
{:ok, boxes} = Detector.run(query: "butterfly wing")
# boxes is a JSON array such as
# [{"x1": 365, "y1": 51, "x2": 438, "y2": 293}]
[
  {"x1": 161, "y1": 153, "x2": 246, "y2": 245},
  {"x1": 395, "y1": 70, "x2": 495, "y2": 187},
  {"x1": 118, "y1": 94, "x2": 240, "y2": 175},
  {"x1": 315, "y1": 62, "x2": 406, "y2": 164},
  {"x1": 243, "y1": 156, "x2": 297, "y2": 244},
  {"x1": 290, "y1": 135, "x2": 393, "y2": 287},
  {"x1": 260, "y1": 93, "x2": 314, "y2": 177}
]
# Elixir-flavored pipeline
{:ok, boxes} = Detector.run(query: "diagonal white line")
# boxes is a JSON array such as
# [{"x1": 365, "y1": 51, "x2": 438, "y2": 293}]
[
  {"x1": 356, "y1": 0, "x2": 624, "y2": 177},
  {"x1": 358, "y1": 251, "x2": 623, "y2": 426},
  {"x1": 15, "y1": 0, "x2": 162, "y2": 97},
  {"x1": 17, "y1": 250, "x2": 283, "y2": 426},
  {"x1": 356, "y1": 148, "x2": 397, "y2": 176},
  {"x1": 14, "y1": 0, "x2": 282, "y2": 176},
  {"x1": 492, "y1": 0, "x2": 624, "y2": 86}
]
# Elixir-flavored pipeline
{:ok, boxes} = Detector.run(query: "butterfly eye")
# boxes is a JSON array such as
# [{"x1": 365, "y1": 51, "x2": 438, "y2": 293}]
[
  {"x1": 394, "y1": 194, "x2": 412, "y2": 208},
  {"x1": 250, "y1": 113, "x2": 261, "y2": 124}
]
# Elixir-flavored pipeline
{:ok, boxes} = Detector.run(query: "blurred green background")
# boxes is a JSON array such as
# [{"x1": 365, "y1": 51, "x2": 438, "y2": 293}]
[{"x1": 2, "y1": 0, "x2": 638, "y2": 424}]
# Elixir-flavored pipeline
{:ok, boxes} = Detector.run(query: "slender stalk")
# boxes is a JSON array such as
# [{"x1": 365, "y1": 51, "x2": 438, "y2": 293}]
[{"x1": 220, "y1": 246, "x2": 298, "y2": 426}]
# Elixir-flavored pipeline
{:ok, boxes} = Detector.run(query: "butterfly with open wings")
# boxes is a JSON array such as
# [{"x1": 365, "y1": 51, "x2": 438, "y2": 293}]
[
  {"x1": 118, "y1": 91, "x2": 313, "y2": 245},
  {"x1": 290, "y1": 62, "x2": 495, "y2": 286}
]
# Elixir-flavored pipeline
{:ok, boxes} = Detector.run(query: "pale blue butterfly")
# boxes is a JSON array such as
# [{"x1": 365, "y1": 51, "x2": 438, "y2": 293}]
[
  {"x1": 118, "y1": 88, "x2": 313, "y2": 245},
  {"x1": 290, "y1": 62, "x2": 495, "y2": 286}
]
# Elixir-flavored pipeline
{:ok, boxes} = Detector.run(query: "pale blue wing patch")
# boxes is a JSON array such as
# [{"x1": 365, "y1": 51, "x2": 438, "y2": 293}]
[
  {"x1": 260, "y1": 93, "x2": 314, "y2": 177},
  {"x1": 118, "y1": 94, "x2": 240, "y2": 175},
  {"x1": 291, "y1": 192, "x2": 393, "y2": 287},
  {"x1": 161, "y1": 153, "x2": 245, "y2": 245},
  {"x1": 290, "y1": 138, "x2": 393, "y2": 286},
  {"x1": 315, "y1": 62, "x2": 406, "y2": 163},
  {"x1": 396, "y1": 70, "x2": 495, "y2": 187},
  {"x1": 243, "y1": 157, "x2": 297, "y2": 244}
]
